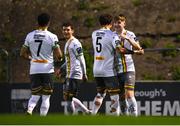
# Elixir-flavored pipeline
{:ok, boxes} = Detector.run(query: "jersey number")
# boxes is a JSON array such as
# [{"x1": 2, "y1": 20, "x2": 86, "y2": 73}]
[
  {"x1": 96, "y1": 37, "x2": 102, "y2": 53},
  {"x1": 35, "y1": 40, "x2": 43, "y2": 56}
]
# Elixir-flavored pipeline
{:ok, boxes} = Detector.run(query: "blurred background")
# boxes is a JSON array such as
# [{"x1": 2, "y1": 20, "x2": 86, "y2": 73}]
[
  {"x1": 0, "y1": 0, "x2": 180, "y2": 115},
  {"x1": 0, "y1": 0, "x2": 180, "y2": 82}
]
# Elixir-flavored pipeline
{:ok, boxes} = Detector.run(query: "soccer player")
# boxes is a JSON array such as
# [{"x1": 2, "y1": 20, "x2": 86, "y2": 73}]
[
  {"x1": 20, "y1": 13, "x2": 63, "y2": 116},
  {"x1": 57, "y1": 22, "x2": 90, "y2": 114},
  {"x1": 113, "y1": 14, "x2": 144, "y2": 116},
  {"x1": 91, "y1": 14, "x2": 134, "y2": 116}
]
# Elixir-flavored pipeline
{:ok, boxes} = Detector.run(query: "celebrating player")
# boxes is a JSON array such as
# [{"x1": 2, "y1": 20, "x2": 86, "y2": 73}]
[
  {"x1": 114, "y1": 14, "x2": 144, "y2": 116},
  {"x1": 56, "y1": 22, "x2": 90, "y2": 115},
  {"x1": 91, "y1": 14, "x2": 126, "y2": 115},
  {"x1": 20, "y1": 13, "x2": 63, "y2": 116}
]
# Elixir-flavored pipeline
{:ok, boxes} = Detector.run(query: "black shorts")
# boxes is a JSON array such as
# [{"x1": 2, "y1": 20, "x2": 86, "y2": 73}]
[
  {"x1": 63, "y1": 78, "x2": 82, "y2": 98},
  {"x1": 30, "y1": 73, "x2": 54, "y2": 95},
  {"x1": 95, "y1": 76, "x2": 119, "y2": 95}
]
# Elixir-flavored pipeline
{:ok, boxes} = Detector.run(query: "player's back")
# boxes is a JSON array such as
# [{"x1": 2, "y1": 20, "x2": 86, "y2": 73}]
[
  {"x1": 92, "y1": 29, "x2": 117, "y2": 77},
  {"x1": 25, "y1": 30, "x2": 58, "y2": 74}
]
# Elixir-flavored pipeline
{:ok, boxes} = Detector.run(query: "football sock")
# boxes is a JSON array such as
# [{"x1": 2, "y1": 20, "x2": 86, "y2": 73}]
[
  {"x1": 40, "y1": 95, "x2": 51, "y2": 116},
  {"x1": 71, "y1": 100, "x2": 76, "y2": 114},
  {"x1": 110, "y1": 94, "x2": 120, "y2": 116},
  {"x1": 72, "y1": 97, "x2": 90, "y2": 113},
  {"x1": 120, "y1": 100, "x2": 129, "y2": 115},
  {"x1": 67, "y1": 101, "x2": 73, "y2": 114},
  {"x1": 127, "y1": 97, "x2": 138, "y2": 116},
  {"x1": 91, "y1": 93, "x2": 106, "y2": 115},
  {"x1": 27, "y1": 95, "x2": 40, "y2": 114}
]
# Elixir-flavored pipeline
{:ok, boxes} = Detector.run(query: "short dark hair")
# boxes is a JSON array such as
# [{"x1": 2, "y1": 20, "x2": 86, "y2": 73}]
[
  {"x1": 37, "y1": 13, "x2": 50, "y2": 27},
  {"x1": 62, "y1": 22, "x2": 74, "y2": 30},
  {"x1": 99, "y1": 14, "x2": 113, "y2": 26}
]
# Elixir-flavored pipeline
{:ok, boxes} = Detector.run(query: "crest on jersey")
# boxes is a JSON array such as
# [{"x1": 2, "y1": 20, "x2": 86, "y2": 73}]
[
  {"x1": 115, "y1": 40, "x2": 120, "y2": 46},
  {"x1": 134, "y1": 37, "x2": 138, "y2": 41},
  {"x1": 76, "y1": 47, "x2": 83, "y2": 54}
]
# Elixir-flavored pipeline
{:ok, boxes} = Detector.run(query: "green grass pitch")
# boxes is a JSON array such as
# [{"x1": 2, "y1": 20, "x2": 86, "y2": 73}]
[{"x1": 0, "y1": 114, "x2": 180, "y2": 125}]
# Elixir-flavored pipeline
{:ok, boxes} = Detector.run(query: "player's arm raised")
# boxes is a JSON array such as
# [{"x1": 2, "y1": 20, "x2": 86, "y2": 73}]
[
  {"x1": 120, "y1": 33, "x2": 142, "y2": 50},
  {"x1": 114, "y1": 39, "x2": 134, "y2": 54}
]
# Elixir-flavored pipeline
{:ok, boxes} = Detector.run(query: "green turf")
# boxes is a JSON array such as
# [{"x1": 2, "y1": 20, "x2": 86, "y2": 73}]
[{"x1": 0, "y1": 114, "x2": 180, "y2": 125}]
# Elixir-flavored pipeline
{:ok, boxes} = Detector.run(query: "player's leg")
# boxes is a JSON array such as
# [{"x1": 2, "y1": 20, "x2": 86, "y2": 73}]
[
  {"x1": 126, "y1": 93, "x2": 137, "y2": 116},
  {"x1": 40, "y1": 73, "x2": 54, "y2": 116},
  {"x1": 91, "y1": 92, "x2": 106, "y2": 115},
  {"x1": 91, "y1": 77, "x2": 106, "y2": 115},
  {"x1": 63, "y1": 92, "x2": 74, "y2": 114},
  {"x1": 124, "y1": 72, "x2": 138, "y2": 116},
  {"x1": 40, "y1": 95, "x2": 51, "y2": 116},
  {"x1": 106, "y1": 76, "x2": 120, "y2": 116},
  {"x1": 109, "y1": 94, "x2": 120, "y2": 115},
  {"x1": 119, "y1": 90, "x2": 128, "y2": 115},
  {"x1": 72, "y1": 97, "x2": 90, "y2": 114},
  {"x1": 27, "y1": 95, "x2": 40, "y2": 115},
  {"x1": 26, "y1": 74, "x2": 41, "y2": 115},
  {"x1": 63, "y1": 78, "x2": 79, "y2": 114},
  {"x1": 70, "y1": 79, "x2": 90, "y2": 114},
  {"x1": 117, "y1": 73, "x2": 128, "y2": 115}
]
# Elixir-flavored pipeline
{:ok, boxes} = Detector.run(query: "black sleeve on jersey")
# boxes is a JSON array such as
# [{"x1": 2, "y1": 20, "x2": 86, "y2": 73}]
[
  {"x1": 55, "y1": 41, "x2": 61, "y2": 45},
  {"x1": 123, "y1": 48, "x2": 134, "y2": 54},
  {"x1": 134, "y1": 37, "x2": 138, "y2": 41},
  {"x1": 76, "y1": 47, "x2": 83, "y2": 55}
]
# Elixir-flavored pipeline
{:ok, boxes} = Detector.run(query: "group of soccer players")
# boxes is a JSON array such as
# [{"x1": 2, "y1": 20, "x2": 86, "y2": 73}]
[{"x1": 20, "y1": 12, "x2": 144, "y2": 116}]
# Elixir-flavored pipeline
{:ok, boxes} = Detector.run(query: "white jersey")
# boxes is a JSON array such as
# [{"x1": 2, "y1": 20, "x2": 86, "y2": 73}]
[
  {"x1": 64, "y1": 37, "x2": 85, "y2": 79},
  {"x1": 24, "y1": 30, "x2": 59, "y2": 74},
  {"x1": 92, "y1": 28, "x2": 120, "y2": 77},
  {"x1": 115, "y1": 30, "x2": 138, "y2": 73}
]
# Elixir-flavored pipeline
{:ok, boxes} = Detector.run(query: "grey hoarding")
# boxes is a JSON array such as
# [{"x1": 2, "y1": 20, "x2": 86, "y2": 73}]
[
  {"x1": 135, "y1": 81, "x2": 180, "y2": 116},
  {"x1": 9, "y1": 81, "x2": 180, "y2": 116}
]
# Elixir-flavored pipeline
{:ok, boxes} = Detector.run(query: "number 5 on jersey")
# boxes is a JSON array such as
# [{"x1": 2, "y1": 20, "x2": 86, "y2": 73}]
[{"x1": 96, "y1": 37, "x2": 102, "y2": 53}]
